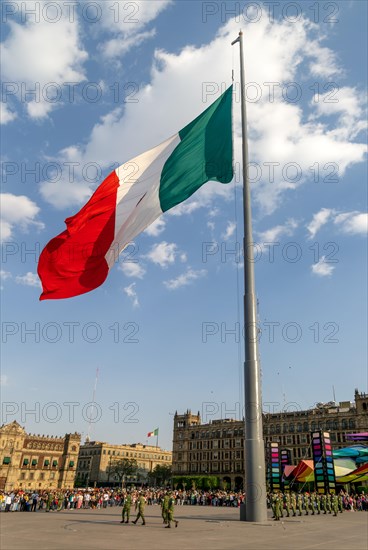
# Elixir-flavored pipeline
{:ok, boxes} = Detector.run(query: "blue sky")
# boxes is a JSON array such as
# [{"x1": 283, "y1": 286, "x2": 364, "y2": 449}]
[{"x1": 1, "y1": 1, "x2": 367, "y2": 451}]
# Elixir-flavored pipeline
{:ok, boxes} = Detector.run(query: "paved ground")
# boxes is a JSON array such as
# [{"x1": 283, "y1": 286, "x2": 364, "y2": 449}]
[{"x1": 1, "y1": 506, "x2": 367, "y2": 550}]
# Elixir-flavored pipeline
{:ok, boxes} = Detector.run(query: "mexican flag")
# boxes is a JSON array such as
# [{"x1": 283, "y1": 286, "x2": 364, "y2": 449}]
[
  {"x1": 147, "y1": 428, "x2": 159, "y2": 438},
  {"x1": 38, "y1": 86, "x2": 233, "y2": 300}
]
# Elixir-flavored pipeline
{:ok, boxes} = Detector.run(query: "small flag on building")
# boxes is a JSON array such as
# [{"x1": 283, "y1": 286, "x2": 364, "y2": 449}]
[{"x1": 147, "y1": 428, "x2": 159, "y2": 438}]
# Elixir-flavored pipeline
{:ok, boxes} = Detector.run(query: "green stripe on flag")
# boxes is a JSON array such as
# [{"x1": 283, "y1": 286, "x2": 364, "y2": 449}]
[{"x1": 159, "y1": 86, "x2": 233, "y2": 213}]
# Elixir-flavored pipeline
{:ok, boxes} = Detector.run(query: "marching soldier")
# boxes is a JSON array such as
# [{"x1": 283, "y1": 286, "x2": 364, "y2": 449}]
[
  {"x1": 120, "y1": 491, "x2": 132, "y2": 524},
  {"x1": 284, "y1": 492, "x2": 291, "y2": 517},
  {"x1": 338, "y1": 492, "x2": 344, "y2": 513},
  {"x1": 297, "y1": 493, "x2": 303, "y2": 516},
  {"x1": 321, "y1": 493, "x2": 327, "y2": 514},
  {"x1": 326, "y1": 493, "x2": 332, "y2": 514},
  {"x1": 165, "y1": 491, "x2": 179, "y2": 528},
  {"x1": 316, "y1": 493, "x2": 321, "y2": 515},
  {"x1": 304, "y1": 492, "x2": 310, "y2": 515},
  {"x1": 273, "y1": 492, "x2": 282, "y2": 521},
  {"x1": 161, "y1": 493, "x2": 169, "y2": 524},
  {"x1": 332, "y1": 494, "x2": 338, "y2": 517},
  {"x1": 46, "y1": 492, "x2": 53, "y2": 512},
  {"x1": 132, "y1": 492, "x2": 146, "y2": 525},
  {"x1": 310, "y1": 492, "x2": 316, "y2": 515},
  {"x1": 291, "y1": 492, "x2": 297, "y2": 517}
]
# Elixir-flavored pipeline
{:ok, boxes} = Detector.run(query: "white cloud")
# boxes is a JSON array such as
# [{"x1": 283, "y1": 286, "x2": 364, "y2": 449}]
[
  {"x1": 0, "y1": 270, "x2": 12, "y2": 280},
  {"x1": 306, "y1": 208, "x2": 335, "y2": 239},
  {"x1": 98, "y1": 1, "x2": 172, "y2": 59},
  {"x1": 1, "y1": 10, "x2": 87, "y2": 119},
  {"x1": 123, "y1": 282, "x2": 139, "y2": 308},
  {"x1": 1, "y1": 193, "x2": 44, "y2": 240},
  {"x1": 144, "y1": 217, "x2": 166, "y2": 237},
  {"x1": 307, "y1": 209, "x2": 367, "y2": 239},
  {"x1": 43, "y1": 13, "x2": 367, "y2": 216},
  {"x1": 0, "y1": 374, "x2": 9, "y2": 387},
  {"x1": 311, "y1": 87, "x2": 367, "y2": 140},
  {"x1": 164, "y1": 268, "x2": 207, "y2": 290},
  {"x1": 334, "y1": 212, "x2": 368, "y2": 236},
  {"x1": 222, "y1": 221, "x2": 236, "y2": 241},
  {"x1": 15, "y1": 272, "x2": 41, "y2": 287},
  {"x1": 119, "y1": 261, "x2": 146, "y2": 279},
  {"x1": 145, "y1": 241, "x2": 177, "y2": 268},
  {"x1": 311, "y1": 256, "x2": 335, "y2": 277},
  {"x1": 0, "y1": 101, "x2": 17, "y2": 124},
  {"x1": 258, "y1": 218, "x2": 298, "y2": 243}
]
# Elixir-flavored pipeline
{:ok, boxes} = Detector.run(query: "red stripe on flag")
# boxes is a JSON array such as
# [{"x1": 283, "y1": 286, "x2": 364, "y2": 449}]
[{"x1": 38, "y1": 171, "x2": 119, "y2": 300}]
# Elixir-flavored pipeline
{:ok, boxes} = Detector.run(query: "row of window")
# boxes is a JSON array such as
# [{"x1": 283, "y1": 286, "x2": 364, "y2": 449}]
[
  {"x1": 184, "y1": 451, "x2": 244, "y2": 462},
  {"x1": 175, "y1": 462, "x2": 243, "y2": 474},
  {"x1": 80, "y1": 449, "x2": 170, "y2": 460},
  {"x1": 188, "y1": 439, "x2": 242, "y2": 450},
  {"x1": 188, "y1": 429, "x2": 244, "y2": 440},
  {"x1": 19, "y1": 471, "x2": 57, "y2": 481},
  {"x1": 1, "y1": 457, "x2": 74, "y2": 468},
  {"x1": 265, "y1": 419, "x2": 356, "y2": 434}
]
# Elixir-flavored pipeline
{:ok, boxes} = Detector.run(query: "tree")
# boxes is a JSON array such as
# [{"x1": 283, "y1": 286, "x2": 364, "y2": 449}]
[
  {"x1": 147, "y1": 464, "x2": 172, "y2": 486},
  {"x1": 106, "y1": 458, "x2": 138, "y2": 486}
]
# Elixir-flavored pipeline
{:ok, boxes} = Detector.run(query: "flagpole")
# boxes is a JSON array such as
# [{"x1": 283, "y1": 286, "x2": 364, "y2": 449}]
[
  {"x1": 156, "y1": 429, "x2": 159, "y2": 449},
  {"x1": 231, "y1": 30, "x2": 267, "y2": 522}
]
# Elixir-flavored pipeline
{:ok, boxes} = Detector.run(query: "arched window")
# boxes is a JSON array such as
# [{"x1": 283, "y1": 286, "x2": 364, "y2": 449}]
[
  {"x1": 311, "y1": 421, "x2": 316, "y2": 432},
  {"x1": 342, "y1": 419, "x2": 348, "y2": 429},
  {"x1": 303, "y1": 422, "x2": 309, "y2": 431},
  {"x1": 276, "y1": 424, "x2": 281, "y2": 434},
  {"x1": 297, "y1": 423, "x2": 302, "y2": 432},
  {"x1": 289, "y1": 423, "x2": 294, "y2": 433},
  {"x1": 349, "y1": 419, "x2": 355, "y2": 429},
  {"x1": 283, "y1": 423, "x2": 288, "y2": 433}
]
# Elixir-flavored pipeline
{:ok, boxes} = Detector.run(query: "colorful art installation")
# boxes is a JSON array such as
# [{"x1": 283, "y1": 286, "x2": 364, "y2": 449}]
[
  {"x1": 311, "y1": 431, "x2": 336, "y2": 494},
  {"x1": 267, "y1": 442, "x2": 281, "y2": 491},
  {"x1": 280, "y1": 449, "x2": 292, "y2": 491},
  {"x1": 345, "y1": 432, "x2": 368, "y2": 442}
]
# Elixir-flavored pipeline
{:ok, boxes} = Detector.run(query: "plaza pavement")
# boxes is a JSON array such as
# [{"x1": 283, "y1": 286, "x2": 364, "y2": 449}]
[{"x1": 1, "y1": 505, "x2": 367, "y2": 550}]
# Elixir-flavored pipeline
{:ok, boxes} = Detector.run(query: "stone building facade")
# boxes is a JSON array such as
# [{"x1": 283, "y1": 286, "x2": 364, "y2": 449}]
[
  {"x1": 76, "y1": 440, "x2": 172, "y2": 486},
  {"x1": 172, "y1": 390, "x2": 368, "y2": 489},
  {"x1": 0, "y1": 421, "x2": 81, "y2": 491}
]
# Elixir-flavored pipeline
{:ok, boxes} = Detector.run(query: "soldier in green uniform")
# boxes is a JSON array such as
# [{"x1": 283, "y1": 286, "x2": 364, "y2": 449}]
[
  {"x1": 331, "y1": 494, "x2": 338, "y2": 517},
  {"x1": 316, "y1": 493, "x2": 321, "y2": 515},
  {"x1": 326, "y1": 493, "x2": 332, "y2": 514},
  {"x1": 284, "y1": 492, "x2": 290, "y2": 517},
  {"x1": 297, "y1": 493, "x2": 303, "y2": 516},
  {"x1": 310, "y1": 492, "x2": 316, "y2": 515},
  {"x1": 120, "y1": 492, "x2": 132, "y2": 524},
  {"x1": 304, "y1": 493, "x2": 310, "y2": 515},
  {"x1": 165, "y1": 491, "x2": 178, "y2": 528},
  {"x1": 132, "y1": 493, "x2": 146, "y2": 525},
  {"x1": 46, "y1": 492, "x2": 53, "y2": 512},
  {"x1": 161, "y1": 493, "x2": 169, "y2": 524},
  {"x1": 273, "y1": 493, "x2": 281, "y2": 521},
  {"x1": 338, "y1": 492, "x2": 344, "y2": 513},
  {"x1": 57, "y1": 492, "x2": 63, "y2": 511},
  {"x1": 291, "y1": 492, "x2": 297, "y2": 517},
  {"x1": 321, "y1": 493, "x2": 327, "y2": 514}
]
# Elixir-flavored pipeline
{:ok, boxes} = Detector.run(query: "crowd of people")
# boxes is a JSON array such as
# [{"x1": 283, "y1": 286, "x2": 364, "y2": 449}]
[
  {"x1": 0, "y1": 487, "x2": 367, "y2": 519},
  {"x1": 0, "y1": 488, "x2": 244, "y2": 512}
]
